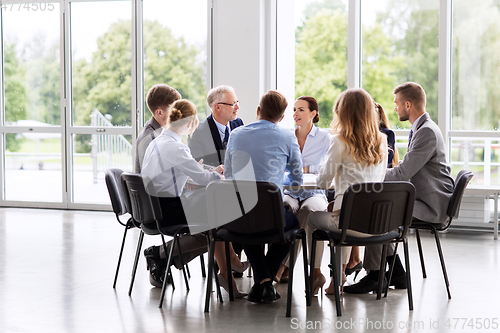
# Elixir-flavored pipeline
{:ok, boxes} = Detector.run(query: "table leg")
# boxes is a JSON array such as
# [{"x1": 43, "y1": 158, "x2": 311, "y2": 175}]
[{"x1": 494, "y1": 192, "x2": 498, "y2": 240}]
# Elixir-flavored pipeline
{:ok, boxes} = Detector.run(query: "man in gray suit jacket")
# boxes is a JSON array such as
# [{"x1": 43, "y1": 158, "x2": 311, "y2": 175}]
[
  {"x1": 135, "y1": 84, "x2": 181, "y2": 173},
  {"x1": 345, "y1": 82, "x2": 454, "y2": 294}
]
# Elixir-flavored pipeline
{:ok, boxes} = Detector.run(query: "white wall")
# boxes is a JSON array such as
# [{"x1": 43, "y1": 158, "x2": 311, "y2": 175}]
[
  {"x1": 276, "y1": 0, "x2": 295, "y2": 129},
  {"x1": 212, "y1": 0, "x2": 278, "y2": 125}
]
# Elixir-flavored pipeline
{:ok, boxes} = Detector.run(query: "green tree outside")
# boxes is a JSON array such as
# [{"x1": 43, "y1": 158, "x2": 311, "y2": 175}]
[
  {"x1": 72, "y1": 19, "x2": 132, "y2": 127},
  {"x1": 143, "y1": 20, "x2": 206, "y2": 121},
  {"x1": 4, "y1": 40, "x2": 26, "y2": 151},
  {"x1": 295, "y1": 8, "x2": 348, "y2": 128},
  {"x1": 296, "y1": 0, "x2": 439, "y2": 130}
]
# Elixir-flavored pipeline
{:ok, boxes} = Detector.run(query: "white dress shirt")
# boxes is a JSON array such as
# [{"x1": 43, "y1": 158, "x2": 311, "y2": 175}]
[
  {"x1": 285, "y1": 125, "x2": 331, "y2": 201},
  {"x1": 213, "y1": 117, "x2": 231, "y2": 143},
  {"x1": 141, "y1": 129, "x2": 221, "y2": 197}
]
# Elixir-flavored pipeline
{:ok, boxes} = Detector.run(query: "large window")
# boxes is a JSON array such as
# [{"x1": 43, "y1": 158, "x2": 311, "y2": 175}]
[
  {"x1": 0, "y1": 0, "x2": 210, "y2": 208},
  {"x1": 70, "y1": 0, "x2": 133, "y2": 204},
  {"x1": 2, "y1": 3, "x2": 63, "y2": 203},
  {"x1": 294, "y1": 0, "x2": 348, "y2": 128},
  {"x1": 452, "y1": 0, "x2": 500, "y2": 130},
  {"x1": 143, "y1": 0, "x2": 208, "y2": 122},
  {"x1": 361, "y1": 0, "x2": 439, "y2": 129},
  {"x1": 71, "y1": 1, "x2": 132, "y2": 127},
  {"x1": 450, "y1": 0, "x2": 500, "y2": 187}
]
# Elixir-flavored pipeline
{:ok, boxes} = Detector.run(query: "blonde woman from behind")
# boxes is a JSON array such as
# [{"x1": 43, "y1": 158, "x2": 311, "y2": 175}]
[{"x1": 307, "y1": 89, "x2": 388, "y2": 296}]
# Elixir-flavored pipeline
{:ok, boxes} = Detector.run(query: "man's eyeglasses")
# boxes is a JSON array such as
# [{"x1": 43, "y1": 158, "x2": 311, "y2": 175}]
[{"x1": 217, "y1": 101, "x2": 239, "y2": 108}]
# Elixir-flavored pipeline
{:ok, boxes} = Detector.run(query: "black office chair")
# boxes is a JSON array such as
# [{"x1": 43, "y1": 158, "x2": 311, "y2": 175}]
[
  {"x1": 310, "y1": 181, "x2": 416, "y2": 316},
  {"x1": 105, "y1": 168, "x2": 140, "y2": 288},
  {"x1": 120, "y1": 172, "x2": 193, "y2": 308},
  {"x1": 203, "y1": 180, "x2": 311, "y2": 317},
  {"x1": 411, "y1": 170, "x2": 473, "y2": 299}
]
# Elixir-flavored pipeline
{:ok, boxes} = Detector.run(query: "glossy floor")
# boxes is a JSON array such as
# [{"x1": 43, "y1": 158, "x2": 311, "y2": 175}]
[{"x1": 0, "y1": 208, "x2": 499, "y2": 333}]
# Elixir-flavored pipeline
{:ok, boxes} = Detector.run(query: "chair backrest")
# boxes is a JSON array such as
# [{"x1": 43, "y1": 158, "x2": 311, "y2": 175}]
[
  {"x1": 339, "y1": 182, "x2": 415, "y2": 238},
  {"x1": 120, "y1": 172, "x2": 163, "y2": 226},
  {"x1": 205, "y1": 180, "x2": 286, "y2": 240},
  {"x1": 447, "y1": 170, "x2": 474, "y2": 219},
  {"x1": 105, "y1": 168, "x2": 128, "y2": 216}
]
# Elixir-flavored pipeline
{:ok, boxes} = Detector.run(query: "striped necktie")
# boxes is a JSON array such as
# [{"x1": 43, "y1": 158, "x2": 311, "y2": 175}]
[{"x1": 407, "y1": 129, "x2": 413, "y2": 150}]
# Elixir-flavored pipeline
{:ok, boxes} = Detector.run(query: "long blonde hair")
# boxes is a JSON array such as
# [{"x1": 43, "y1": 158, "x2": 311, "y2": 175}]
[{"x1": 330, "y1": 88, "x2": 385, "y2": 165}]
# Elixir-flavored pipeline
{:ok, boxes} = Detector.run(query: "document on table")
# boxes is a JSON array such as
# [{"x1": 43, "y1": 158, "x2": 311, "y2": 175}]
[{"x1": 302, "y1": 173, "x2": 318, "y2": 184}]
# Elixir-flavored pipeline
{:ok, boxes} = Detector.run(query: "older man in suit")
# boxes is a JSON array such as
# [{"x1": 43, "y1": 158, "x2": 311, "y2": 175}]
[
  {"x1": 344, "y1": 82, "x2": 454, "y2": 294},
  {"x1": 189, "y1": 85, "x2": 244, "y2": 166},
  {"x1": 188, "y1": 85, "x2": 247, "y2": 280}
]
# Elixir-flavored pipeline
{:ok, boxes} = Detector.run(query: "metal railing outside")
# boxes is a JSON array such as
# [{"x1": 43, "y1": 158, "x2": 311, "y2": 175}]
[{"x1": 90, "y1": 109, "x2": 133, "y2": 183}]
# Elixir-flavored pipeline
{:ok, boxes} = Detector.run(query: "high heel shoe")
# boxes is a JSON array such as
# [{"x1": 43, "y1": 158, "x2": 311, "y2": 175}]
[
  {"x1": 325, "y1": 271, "x2": 347, "y2": 295},
  {"x1": 312, "y1": 274, "x2": 326, "y2": 296},
  {"x1": 275, "y1": 265, "x2": 289, "y2": 283},
  {"x1": 231, "y1": 261, "x2": 250, "y2": 274},
  {"x1": 344, "y1": 262, "x2": 363, "y2": 281},
  {"x1": 217, "y1": 273, "x2": 248, "y2": 298}
]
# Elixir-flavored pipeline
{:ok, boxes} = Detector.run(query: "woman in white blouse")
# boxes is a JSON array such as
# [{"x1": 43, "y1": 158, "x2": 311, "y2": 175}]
[
  {"x1": 307, "y1": 89, "x2": 388, "y2": 295},
  {"x1": 275, "y1": 96, "x2": 331, "y2": 283},
  {"x1": 142, "y1": 99, "x2": 248, "y2": 297},
  {"x1": 142, "y1": 100, "x2": 223, "y2": 224}
]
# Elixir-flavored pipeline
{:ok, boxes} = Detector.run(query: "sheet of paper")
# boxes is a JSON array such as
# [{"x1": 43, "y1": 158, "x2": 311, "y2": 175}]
[{"x1": 303, "y1": 173, "x2": 317, "y2": 184}]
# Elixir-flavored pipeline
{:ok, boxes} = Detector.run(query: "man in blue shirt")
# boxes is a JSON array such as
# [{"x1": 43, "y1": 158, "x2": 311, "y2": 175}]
[{"x1": 224, "y1": 90, "x2": 303, "y2": 303}]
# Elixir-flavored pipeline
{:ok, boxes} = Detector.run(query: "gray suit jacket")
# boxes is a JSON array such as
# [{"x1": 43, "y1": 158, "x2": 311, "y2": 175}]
[
  {"x1": 135, "y1": 117, "x2": 162, "y2": 173},
  {"x1": 188, "y1": 115, "x2": 244, "y2": 166},
  {"x1": 385, "y1": 113, "x2": 454, "y2": 223}
]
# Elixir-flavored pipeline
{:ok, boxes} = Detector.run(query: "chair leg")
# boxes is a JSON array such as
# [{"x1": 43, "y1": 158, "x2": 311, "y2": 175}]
[
  {"x1": 384, "y1": 243, "x2": 399, "y2": 298},
  {"x1": 330, "y1": 243, "x2": 342, "y2": 316},
  {"x1": 214, "y1": 258, "x2": 223, "y2": 302},
  {"x1": 415, "y1": 229, "x2": 427, "y2": 278},
  {"x1": 433, "y1": 229, "x2": 451, "y2": 299},
  {"x1": 204, "y1": 235, "x2": 216, "y2": 313},
  {"x1": 159, "y1": 234, "x2": 177, "y2": 308},
  {"x1": 175, "y1": 235, "x2": 190, "y2": 291},
  {"x1": 185, "y1": 263, "x2": 191, "y2": 278},
  {"x1": 327, "y1": 242, "x2": 333, "y2": 277},
  {"x1": 286, "y1": 240, "x2": 296, "y2": 317},
  {"x1": 376, "y1": 245, "x2": 388, "y2": 300},
  {"x1": 225, "y1": 241, "x2": 234, "y2": 301},
  {"x1": 403, "y1": 238, "x2": 414, "y2": 310},
  {"x1": 301, "y1": 235, "x2": 311, "y2": 306},
  {"x1": 113, "y1": 223, "x2": 130, "y2": 288},
  {"x1": 167, "y1": 266, "x2": 175, "y2": 290},
  {"x1": 309, "y1": 238, "x2": 317, "y2": 299},
  {"x1": 207, "y1": 234, "x2": 223, "y2": 302},
  {"x1": 128, "y1": 231, "x2": 144, "y2": 296},
  {"x1": 200, "y1": 254, "x2": 206, "y2": 278}
]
